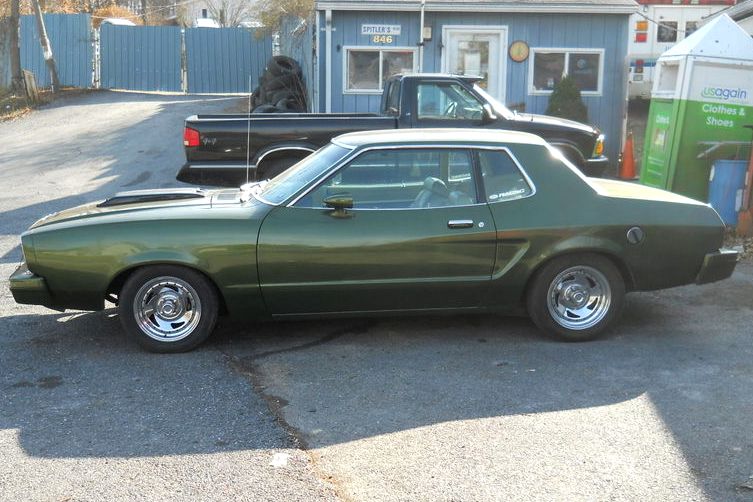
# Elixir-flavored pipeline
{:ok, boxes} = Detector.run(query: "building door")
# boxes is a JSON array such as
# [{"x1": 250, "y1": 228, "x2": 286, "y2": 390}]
[{"x1": 442, "y1": 26, "x2": 507, "y2": 101}]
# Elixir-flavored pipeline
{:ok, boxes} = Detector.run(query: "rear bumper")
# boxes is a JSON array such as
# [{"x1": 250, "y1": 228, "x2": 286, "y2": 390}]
[
  {"x1": 9, "y1": 262, "x2": 57, "y2": 309},
  {"x1": 177, "y1": 162, "x2": 256, "y2": 186},
  {"x1": 696, "y1": 248, "x2": 739, "y2": 285},
  {"x1": 583, "y1": 156, "x2": 610, "y2": 178}
]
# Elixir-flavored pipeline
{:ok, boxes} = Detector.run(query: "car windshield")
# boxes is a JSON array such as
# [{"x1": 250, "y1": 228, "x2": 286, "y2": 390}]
[
  {"x1": 472, "y1": 84, "x2": 514, "y2": 120},
  {"x1": 255, "y1": 143, "x2": 352, "y2": 205}
]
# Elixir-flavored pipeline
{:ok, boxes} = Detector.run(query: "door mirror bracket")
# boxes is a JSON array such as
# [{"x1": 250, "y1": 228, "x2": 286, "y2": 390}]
[{"x1": 323, "y1": 194, "x2": 354, "y2": 218}]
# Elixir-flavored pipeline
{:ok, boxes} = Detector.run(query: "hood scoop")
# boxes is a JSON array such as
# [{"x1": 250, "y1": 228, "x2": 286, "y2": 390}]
[{"x1": 98, "y1": 188, "x2": 206, "y2": 208}]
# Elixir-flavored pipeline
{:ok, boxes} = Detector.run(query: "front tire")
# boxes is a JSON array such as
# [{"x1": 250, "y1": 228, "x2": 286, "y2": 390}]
[
  {"x1": 119, "y1": 266, "x2": 219, "y2": 353},
  {"x1": 526, "y1": 254, "x2": 625, "y2": 342}
]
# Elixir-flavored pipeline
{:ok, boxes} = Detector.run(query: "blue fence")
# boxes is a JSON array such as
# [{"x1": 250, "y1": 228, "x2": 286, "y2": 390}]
[
  {"x1": 20, "y1": 13, "x2": 92, "y2": 88},
  {"x1": 100, "y1": 24, "x2": 182, "y2": 92},
  {"x1": 14, "y1": 15, "x2": 273, "y2": 94},
  {"x1": 185, "y1": 27, "x2": 271, "y2": 94}
]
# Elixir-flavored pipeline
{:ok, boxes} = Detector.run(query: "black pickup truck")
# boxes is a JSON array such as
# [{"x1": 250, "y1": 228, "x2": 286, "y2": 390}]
[{"x1": 178, "y1": 74, "x2": 608, "y2": 184}]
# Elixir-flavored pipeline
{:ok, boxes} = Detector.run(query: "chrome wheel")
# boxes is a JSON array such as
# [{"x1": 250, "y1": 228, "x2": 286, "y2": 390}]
[
  {"x1": 133, "y1": 276, "x2": 202, "y2": 342},
  {"x1": 547, "y1": 265, "x2": 611, "y2": 330}
]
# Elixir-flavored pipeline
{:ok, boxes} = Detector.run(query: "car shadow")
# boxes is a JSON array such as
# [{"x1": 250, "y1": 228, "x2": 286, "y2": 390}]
[
  {"x1": 2, "y1": 273, "x2": 752, "y2": 498},
  {"x1": 0, "y1": 309, "x2": 294, "y2": 458}
]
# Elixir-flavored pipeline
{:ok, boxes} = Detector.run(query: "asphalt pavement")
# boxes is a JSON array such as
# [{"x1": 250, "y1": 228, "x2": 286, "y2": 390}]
[{"x1": 1, "y1": 91, "x2": 753, "y2": 501}]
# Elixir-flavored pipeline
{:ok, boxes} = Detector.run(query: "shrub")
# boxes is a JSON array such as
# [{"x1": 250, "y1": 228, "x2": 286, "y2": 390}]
[{"x1": 545, "y1": 76, "x2": 588, "y2": 123}]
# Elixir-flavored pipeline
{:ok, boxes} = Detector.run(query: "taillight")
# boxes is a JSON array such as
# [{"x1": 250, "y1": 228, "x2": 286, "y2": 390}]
[{"x1": 183, "y1": 127, "x2": 200, "y2": 147}]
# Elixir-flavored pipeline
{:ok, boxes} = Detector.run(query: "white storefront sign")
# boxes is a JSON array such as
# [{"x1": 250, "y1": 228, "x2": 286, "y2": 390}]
[{"x1": 361, "y1": 24, "x2": 402, "y2": 36}]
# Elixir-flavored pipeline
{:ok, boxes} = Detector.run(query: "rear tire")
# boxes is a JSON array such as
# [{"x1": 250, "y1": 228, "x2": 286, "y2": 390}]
[
  {"x1": 119, "y1": 265, "x2": 219, "y2": 353},
  {"x1": 526, "y1": 254, "x2": 624, "y2": 342}
]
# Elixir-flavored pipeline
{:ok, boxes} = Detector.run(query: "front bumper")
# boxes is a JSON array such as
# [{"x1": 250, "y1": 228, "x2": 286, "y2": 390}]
[
  {"x1": 583, "y1": 156, "x2": 610, "y2": 178},
  {"x1": 696, "y1": 248, "x2": 739, "y2": 285},
  {"x1": 9, "y1": 262, "x2": 57, "y2": 309}
]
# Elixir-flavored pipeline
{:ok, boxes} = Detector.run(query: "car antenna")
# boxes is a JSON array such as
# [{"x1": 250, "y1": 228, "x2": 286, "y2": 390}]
[{"x1": 246, "y1": 75, "x2": 252, "y2": 185}]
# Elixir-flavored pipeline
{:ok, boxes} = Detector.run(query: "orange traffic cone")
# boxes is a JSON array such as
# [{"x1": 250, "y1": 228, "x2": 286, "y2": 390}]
[{"x1": 619, "y1": 132, "x2": 637, "y2": 180}]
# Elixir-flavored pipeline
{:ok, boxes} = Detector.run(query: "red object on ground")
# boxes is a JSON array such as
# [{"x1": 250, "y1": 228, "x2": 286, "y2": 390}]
[{"x1": 619, "y1": 132, "x2": 637, "y2": 180}]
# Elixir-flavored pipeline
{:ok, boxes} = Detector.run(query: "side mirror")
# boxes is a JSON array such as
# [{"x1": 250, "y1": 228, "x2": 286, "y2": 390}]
[
  {"x1": 323, "y1": 193, "x2": 354, "y2": 218},
  {"x1": 481, "y1": 103, "x2": 497, "y2": 124}
]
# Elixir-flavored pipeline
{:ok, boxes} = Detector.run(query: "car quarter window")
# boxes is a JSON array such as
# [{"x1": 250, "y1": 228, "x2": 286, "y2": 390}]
[
  {"x1": 477, "y1": 149, "x2": 533, "y2": 202},
  {"x1": 294, "y1": 148, "x2": 479, "y2": 209}
]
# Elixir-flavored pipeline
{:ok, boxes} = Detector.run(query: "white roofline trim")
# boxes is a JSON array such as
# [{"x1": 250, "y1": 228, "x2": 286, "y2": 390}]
[{"x1": 315, "y1": 3, "x2": 637, "y2": 14}]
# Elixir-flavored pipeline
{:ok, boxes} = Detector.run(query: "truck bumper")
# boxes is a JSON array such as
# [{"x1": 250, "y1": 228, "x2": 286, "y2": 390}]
[
  {"x1": 583, "y1": 156, "x2": 610, "y2": 178},
  {"x1": 177, "y1": 162, "x2": 255, "y2": 186},
  {"x1": 9, "y1": 262, "x2": 58, "y2": 309},
  {"x1": 695, "y1": 248, "x2": 739, "y2": 285}
]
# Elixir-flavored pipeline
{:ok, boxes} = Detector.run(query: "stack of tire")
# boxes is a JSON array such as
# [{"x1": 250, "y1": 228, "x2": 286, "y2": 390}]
[{"x1": 250, "y1": 56, "x2": 307, "y2": 113}]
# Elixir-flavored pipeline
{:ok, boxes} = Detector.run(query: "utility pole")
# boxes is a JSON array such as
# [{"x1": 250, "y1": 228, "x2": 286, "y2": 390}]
[
  {"x1": 31, "y1": 0, "x2": 60, "y2": 93},
  {"x1": 141, "y1": 0, "x2": 148, "y2": 24},
  {"x1": 9, "y1": 0, "x2": 23, "y2": 92}
]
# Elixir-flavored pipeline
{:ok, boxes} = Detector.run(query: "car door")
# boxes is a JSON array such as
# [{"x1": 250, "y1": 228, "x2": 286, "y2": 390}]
[{"x1": 257, "y1": 147, "x2": 497, "y2": 315}]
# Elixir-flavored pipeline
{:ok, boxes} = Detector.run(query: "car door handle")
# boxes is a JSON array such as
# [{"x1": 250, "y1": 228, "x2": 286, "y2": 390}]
[{"x1": 447, "y1": 219, "x2": 474, "y2": 229}]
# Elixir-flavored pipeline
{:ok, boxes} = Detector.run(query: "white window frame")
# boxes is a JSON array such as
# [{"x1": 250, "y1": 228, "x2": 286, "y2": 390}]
[
  {"x1": 343, "y1": 46, "x2": 418, "y2": 95},
  {"x1": 528, "y1": 48, "x2": 605, "y2": 97}
]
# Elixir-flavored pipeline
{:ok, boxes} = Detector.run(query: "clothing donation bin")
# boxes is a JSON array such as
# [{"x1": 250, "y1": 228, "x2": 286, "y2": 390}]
[{"x1": 640, "y1": 14, "x2": 753, "y2": 202}]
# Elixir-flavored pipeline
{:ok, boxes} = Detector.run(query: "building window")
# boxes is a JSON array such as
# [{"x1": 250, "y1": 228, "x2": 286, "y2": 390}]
[
  {"x1": 685, "y1": 21, "x2": 698, "y2": 37},
  {"x1": 344, "y1": 48, "x2": 416, "y2": 93},
  {"x1": 529, "y1": 49, "x2": 603, "y2": 95},
  {"x1": 657, "y1": 22, "x2": 678, "y2": 43}
]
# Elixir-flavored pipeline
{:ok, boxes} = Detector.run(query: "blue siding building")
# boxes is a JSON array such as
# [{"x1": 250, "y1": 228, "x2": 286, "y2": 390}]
[{"x1": 300, "y1": 0, "x2": 636, "y2": 165}]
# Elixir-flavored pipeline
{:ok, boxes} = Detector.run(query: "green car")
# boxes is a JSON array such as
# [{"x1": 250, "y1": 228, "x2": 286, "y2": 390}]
[{"x1": 10, "y1": 129, "x2": 738, "y2": 352}]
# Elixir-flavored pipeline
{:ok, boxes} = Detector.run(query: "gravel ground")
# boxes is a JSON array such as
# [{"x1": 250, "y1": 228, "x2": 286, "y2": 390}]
[{"x1": 1, "y1": 91, "x2": 753, "y2": 501}]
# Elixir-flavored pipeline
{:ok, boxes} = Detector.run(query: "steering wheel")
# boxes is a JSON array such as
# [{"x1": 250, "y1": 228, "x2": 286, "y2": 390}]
[{"x1": 443, "y1": 101, "x2": 458, "y2": 118}]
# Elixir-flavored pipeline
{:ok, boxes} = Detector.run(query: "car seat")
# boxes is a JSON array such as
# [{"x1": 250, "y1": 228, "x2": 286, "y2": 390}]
[{"x1": 410, "y1": 177, "x2": 451, "y2": 208}]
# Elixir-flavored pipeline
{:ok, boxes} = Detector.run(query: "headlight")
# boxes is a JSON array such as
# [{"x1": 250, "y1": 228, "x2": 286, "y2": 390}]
[{"x1": 593, "y1": 135, "x2": 605, "y2": 157}]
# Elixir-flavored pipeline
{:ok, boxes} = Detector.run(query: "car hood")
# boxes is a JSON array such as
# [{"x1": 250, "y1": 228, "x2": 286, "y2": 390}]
[
  {"x1": 29, "y1": 188, "x2": 245, "y2": 230},
  {"x1": 588, "y1": 178, "x2": 707, "y2": 205},
  {"x1": 509, "y1": 112, "x2": 596, "y2": 135}
]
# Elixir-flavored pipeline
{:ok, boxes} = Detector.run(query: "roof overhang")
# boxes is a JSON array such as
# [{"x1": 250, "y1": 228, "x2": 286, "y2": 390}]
[{"x1": 315, "y1": 1, "x2": 637, "y2": 14}]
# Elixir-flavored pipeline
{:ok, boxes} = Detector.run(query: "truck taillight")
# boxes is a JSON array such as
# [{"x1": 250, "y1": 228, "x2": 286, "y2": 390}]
[{"x1": 183, "y1": 127, "x2": 200, "y2": 147}]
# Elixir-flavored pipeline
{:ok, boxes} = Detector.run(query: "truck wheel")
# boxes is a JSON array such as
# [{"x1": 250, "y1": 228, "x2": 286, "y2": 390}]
[
  {"x1": 258, "y1": 157, "x2": 299, "y2": 179},
  {"x1": 526, "y1": 254, "x2": 624, "y2": 342},
  {"x1": 119, "y1": 265, "x2": 219, "y2": 353}
]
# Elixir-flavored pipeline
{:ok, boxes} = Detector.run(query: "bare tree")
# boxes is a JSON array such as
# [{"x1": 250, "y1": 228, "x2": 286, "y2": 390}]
[
  {"x1": 9, "y1": 0, "x2": 23, "y2": 91},
  {"x1": 31, "y1": 0, "x2": 60, "y2": 92},
  {"x1": 204, "y1": 0, "x2": 252, "y2": 27}
]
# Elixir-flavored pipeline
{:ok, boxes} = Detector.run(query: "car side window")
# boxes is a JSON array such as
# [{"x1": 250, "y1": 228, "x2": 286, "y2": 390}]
[
  {"x1": 416, "y1": 83, "x2": 484, "y2": 121},
  {"x1": 478, "y1": 150, "x2": 533, "y2": 202},
  {"x1": 295, "y1": 148, "x2": 478, "y2": 209}
]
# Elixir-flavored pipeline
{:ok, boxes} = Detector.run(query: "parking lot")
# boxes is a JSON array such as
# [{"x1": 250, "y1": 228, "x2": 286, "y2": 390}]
[{"x1": 1, "y1": 91, "x2": 752, "y2": 501}]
